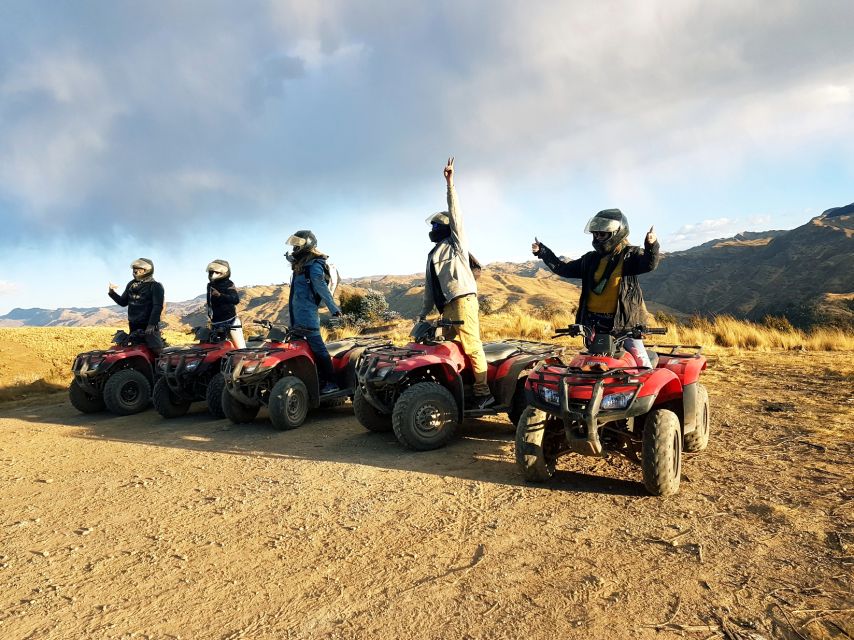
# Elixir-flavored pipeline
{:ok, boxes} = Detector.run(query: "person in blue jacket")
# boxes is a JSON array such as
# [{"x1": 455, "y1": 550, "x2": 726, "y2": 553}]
[{"x1": 285, "y1": 230, "x2": 343, "y2": 394}]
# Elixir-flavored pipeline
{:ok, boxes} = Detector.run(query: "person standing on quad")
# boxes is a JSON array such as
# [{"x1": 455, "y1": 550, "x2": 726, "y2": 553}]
[
  {"x1": 206, "y1": 259, "x2": 246, "y2": 349},
  {"x1": 419, "y1": 157, "x2": 494, "y2": 409},
  {"x1": 531, "y1": 209, "x2": 660, "y2": 366},
  {"x1": 108, "y1": 258, "x2": 165, "y2": 351},
  {"x1": 285, "y1": 230, "x2": 343, "y2": 394}
]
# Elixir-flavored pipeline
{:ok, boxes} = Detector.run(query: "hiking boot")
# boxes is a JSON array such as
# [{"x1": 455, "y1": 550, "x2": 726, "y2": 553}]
[
  {"x1": 471, "y1": 394, "x2": 495, "y2": 410},
  {"x1": 320, "y1": 382, "x2": 340, "y2": 395}
]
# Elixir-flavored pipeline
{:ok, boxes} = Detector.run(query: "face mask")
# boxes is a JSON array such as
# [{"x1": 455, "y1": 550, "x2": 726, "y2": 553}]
[
  {"x1": 429, "y1": 224, "x2": 451, "y2": 242},
  {"x1": 284, "y1": 252, "x2": 295, "y2": 264}
]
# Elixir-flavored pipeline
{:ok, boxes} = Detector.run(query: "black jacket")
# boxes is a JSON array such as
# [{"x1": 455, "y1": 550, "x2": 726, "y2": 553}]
[
  {"x1": 109, "y1": 278, "x2": 165, "y2": 331},
  {"x1": 207, "y1": 278, "x2": 240, "y2": 324},
  {"x1": 536, "y1": 240, "x2": 660, "y2": 330}
]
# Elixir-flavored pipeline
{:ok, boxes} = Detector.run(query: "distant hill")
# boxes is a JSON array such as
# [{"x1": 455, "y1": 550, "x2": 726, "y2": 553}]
[
  {"x1": 642, "y1": 206, "x2": 854, "y2": 328},
  {"x1": 2, "y1": 207, "x2": 851, "y2": 330}
]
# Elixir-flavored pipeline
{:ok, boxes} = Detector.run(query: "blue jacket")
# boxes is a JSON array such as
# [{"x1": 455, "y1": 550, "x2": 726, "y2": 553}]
[{"x1": 288, "y1": 258, "x2": 341, "y2": 331}]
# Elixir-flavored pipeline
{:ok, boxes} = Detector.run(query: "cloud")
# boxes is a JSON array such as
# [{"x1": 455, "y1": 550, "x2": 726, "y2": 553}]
[
  {"x1": 0, "y1": 1, "x2": 852, "y2": 249},
  {"x1": 0, "y1": 280, "x2": 20, "y2": 295},
  {"x1": 668, "y1": 214, "x2": 774, "y2": 249}
]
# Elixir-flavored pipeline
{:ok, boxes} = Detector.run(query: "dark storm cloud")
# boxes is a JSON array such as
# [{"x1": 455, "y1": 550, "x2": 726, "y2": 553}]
[{"x1": 0, "y1": 0, "x2": 852, "y2": 248}]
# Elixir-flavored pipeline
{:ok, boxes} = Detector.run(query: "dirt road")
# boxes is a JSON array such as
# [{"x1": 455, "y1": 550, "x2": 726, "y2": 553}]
[{"x1": 1, "y1": 351, "x2": 852, "y2": 639}]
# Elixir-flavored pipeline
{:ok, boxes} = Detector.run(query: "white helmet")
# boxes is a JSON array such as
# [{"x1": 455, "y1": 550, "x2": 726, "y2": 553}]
[{"x1": 206, "y1": 259, "x2": 231, "y2": 281}]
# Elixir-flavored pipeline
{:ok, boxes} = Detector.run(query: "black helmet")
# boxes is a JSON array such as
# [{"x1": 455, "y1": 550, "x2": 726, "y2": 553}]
[
  {"x1": 131, "y1": 258, "x2": 154, "y2": 280},
  {"x1": 584, "y1": 209, "x2": 629, "y2": 254},
  {"x1": 285, "y1": 230, "x2": 317, "y2": 257}
]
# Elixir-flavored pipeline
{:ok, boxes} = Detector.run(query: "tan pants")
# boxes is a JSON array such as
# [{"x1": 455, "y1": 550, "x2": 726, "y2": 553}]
[{"x1": 442, "y1": 294, "x2": 490, "y2": 396}]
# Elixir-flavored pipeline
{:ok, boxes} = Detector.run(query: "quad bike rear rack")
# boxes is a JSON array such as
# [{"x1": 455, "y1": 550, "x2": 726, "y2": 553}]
[{"x1": 527, "y1": 365, "x2": 655, "y2": 456}]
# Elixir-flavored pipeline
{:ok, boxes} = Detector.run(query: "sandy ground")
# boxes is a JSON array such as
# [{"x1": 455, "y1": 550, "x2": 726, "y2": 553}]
[{"x1": 1, "y1": 351, "x2": 852, "y2": 640}]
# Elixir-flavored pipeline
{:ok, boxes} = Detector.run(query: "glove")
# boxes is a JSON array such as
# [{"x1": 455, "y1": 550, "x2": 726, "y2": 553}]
[{"x1": 145, "y1": 324, "x2": 157, "y2": 335}]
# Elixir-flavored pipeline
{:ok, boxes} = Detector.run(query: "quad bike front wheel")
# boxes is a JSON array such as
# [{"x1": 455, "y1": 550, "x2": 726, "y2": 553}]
[
  {"x1": 152, "y1": 377, "x2": 192, "y2": 419},
  {"x1": 103, "y1": 369, "x2": 152, "y2": 416},
  {"x1": 69, "y1": 380, "x2": 105, "y2": 414},
  {"x1": 641, "y1": 408, "x2": 682, "y2": 496},
  {"x1": 205, "y1": 373, "x2": 227, "y2": 419},
  {"x1": 269, "y1": 376, "x2": 310, "y2": 430},
  {"x1": 353, "y1": 387, "x2": 392, "y2": 432},
  {"x1": 515, "y1": 406, "x2": 563, "y2": 482},
  {"x1": 221, "y1": 387, "x2": 260, "y2": 424},
  {"x1": 392, "y1": 382, "x2": 459, "y2": 451},
  {"x1": 507, "y1": 378, "x2": 528, "y2": 427},
  {"x1": 683, "y1": 383, "x2": 710, "y2": 452}
]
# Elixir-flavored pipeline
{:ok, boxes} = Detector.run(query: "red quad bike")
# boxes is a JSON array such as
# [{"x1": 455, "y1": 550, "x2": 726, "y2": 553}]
[
  {"x1": 221, "y1": 320, "x2": 390, "y2": 429},
  {"x1": 152, "y1": 323, "x2": 237, "y2": 419},
  {"x1": 516, "y1": 324, "x2": 710, "y2": 496},
  {"x1": 355, "y1": 318, "x2": 564, "y2": 451},
  {"x1": 70, "y1": 329, "x2": 160, "y2": 416}
]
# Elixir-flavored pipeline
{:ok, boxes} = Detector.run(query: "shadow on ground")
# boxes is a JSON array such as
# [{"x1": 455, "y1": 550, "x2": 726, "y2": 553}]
[{"x1": 9, "y1": 394, "x2": 649, "y2": 496}]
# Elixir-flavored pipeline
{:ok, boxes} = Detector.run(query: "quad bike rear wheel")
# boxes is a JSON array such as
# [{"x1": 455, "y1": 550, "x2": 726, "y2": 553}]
[
  {"x1": 392, "y1": 382, "x2": 459, "y2": 451},
  {"x1": 641, "y1": 408, "x2": 682, "y2": 496},
  {"x1": 152, "y1": 377, "x2": 192, "y2": 419},
  {"x1": 221, "y1": 387, "x2": 260, "y2": 424},
  {"x1": 205, "y1": 373, "x2": 227, "y2": 419},
  {"x1": 353, "y1": 387, "x2": 392, "y2": 432},
  {"x1": 103, "y1": 369, "x2": 151, "y2": 416},
  {"x1": 269, "y1": 376, "x2": 310, "y2": 430},
  {"x1": 515, "y1": 406, "x2": 562, "y2": 482},
  {"x1": 69, "y1": 380, "x2": 105, "y2": 414},
  {"x1": 683, "y1": 383, "x2": 710, "y2": 452}
]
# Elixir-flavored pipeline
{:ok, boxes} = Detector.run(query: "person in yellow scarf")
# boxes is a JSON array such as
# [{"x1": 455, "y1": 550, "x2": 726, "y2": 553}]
[{"x1": 531, "y1": 209, "x2": 660, "y2": 366}]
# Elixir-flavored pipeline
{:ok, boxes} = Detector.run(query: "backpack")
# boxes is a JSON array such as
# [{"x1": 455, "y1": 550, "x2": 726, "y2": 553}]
[
  {"x1": 469, "y1": 252, "x2": 483, "y2": 281},
  {"x1": 304, "y1": 258, "x2": 340, "y2": 305}
]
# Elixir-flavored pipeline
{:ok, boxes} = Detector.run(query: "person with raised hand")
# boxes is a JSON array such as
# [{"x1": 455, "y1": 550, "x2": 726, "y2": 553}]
[
  {"x1": 419, "y1": 157, "x2": 494, "y2": 409},
  {"x1": 108, "y1": 257, "x2": 165, "y2": 351},
  {"x1": 531, "y1": 210, "x2": 660, "y2": 366}
]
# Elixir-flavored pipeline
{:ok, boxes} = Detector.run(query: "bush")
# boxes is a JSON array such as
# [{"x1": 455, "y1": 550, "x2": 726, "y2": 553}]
[{"x1": 330, "y1": 289, "x2": 396, "y2": 329}]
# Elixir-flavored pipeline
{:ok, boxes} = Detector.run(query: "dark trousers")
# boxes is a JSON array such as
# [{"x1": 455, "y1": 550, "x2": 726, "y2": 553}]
[{"x1": 305, "y1": 332, "x2": 335, "y2": 384}]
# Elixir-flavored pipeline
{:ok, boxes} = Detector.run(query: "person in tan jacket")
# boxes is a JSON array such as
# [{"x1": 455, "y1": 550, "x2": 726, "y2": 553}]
[{"x1": 419, "y1": 158, "x2": 494, "y2": 409}]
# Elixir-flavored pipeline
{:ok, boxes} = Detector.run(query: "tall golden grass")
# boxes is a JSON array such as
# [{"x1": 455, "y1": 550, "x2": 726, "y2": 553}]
[
  {"x1": 2, "y1": 314, "x2": 851, "y2": 402},
  {"x1": 0, "y1": 327, "x2": 189, "y2": 402},
  {"x1": 335, "y1": 310, "x2": 854, "y2": 352}
]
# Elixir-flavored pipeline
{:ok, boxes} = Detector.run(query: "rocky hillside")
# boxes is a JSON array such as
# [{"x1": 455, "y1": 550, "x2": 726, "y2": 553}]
[
  {"x1": 2, "y1": 207, "x2": 851, "y2": 329},
  {"x1": 642, "y1": 207, "x2": 854, "y2": 328},
  {"x1": 0, "y1": 271, "x2": 584, "y2": 330}
]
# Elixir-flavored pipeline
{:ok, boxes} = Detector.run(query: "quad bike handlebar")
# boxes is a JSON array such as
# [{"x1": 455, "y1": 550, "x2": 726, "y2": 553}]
[{"x1": 553, "y1": 324, "x2": 667, "y2": 341}]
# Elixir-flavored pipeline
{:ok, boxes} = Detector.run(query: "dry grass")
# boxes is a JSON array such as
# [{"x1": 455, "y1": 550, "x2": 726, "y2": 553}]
[
  {"x1": 330, "y1": 310, "x2": 854, "y2": 352},
  {"x1": 3, "y1": 314, "x2": 851, "y2": 402},
  {"x1": 0, "y1": 327, "x2": 189, "y2": 402}
]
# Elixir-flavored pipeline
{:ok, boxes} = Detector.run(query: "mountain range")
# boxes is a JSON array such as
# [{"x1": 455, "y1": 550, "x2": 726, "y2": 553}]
[{"x1": 2, "y1": 206, "x2": 851, "y2": 330}]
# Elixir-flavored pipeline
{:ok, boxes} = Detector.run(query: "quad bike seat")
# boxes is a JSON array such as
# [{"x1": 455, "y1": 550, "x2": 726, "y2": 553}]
[
  {"x1": 326, "y1": 340, "x2": 358, "y2": 359},
  {"x1": 482, "y1": 342, "x2": 519, "y2": 364}
]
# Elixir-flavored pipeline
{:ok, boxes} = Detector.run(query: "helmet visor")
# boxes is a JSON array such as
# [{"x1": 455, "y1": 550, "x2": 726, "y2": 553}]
[
  {"x1": 425, "y1": 212, "x2": 450, "y2": 226},
  {"x1": 286, "y1": 235, "x2": 308, "y2": 247},
  {"x1": 584, "y1": 216, "x2": 623, "y2": 234}
]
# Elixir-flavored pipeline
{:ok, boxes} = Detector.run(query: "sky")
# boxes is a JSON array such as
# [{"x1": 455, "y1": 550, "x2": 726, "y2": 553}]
[{"x1": 1, "y1": 0, "x2": 852, "y2": 314}]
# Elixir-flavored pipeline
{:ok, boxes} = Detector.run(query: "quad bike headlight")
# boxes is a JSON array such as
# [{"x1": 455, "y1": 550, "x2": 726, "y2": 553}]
[
  {"x1": 600, "y1": 391, "x2": 633, "y2": 411},
  {"x1": 184, "y1": 360, "x2": 201, "y2": 371},
  {"x1": 374, "y1": 366, "x2": 393, "y2": 380}
]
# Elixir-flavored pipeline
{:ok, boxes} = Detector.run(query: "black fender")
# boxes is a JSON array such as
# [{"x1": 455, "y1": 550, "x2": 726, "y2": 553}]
[
  {"x1": 682, "y1": 381, "x2": 698, "y2": 434},
  {"x1": 495, "y1": 355, "x2": 540, "y2": 406},
  {"x1": 280, "y1": 356, "x2": 320, "y2": 408},
  {"x1": 106, "y1": 356, "x2": 154, "y2": 384}
]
